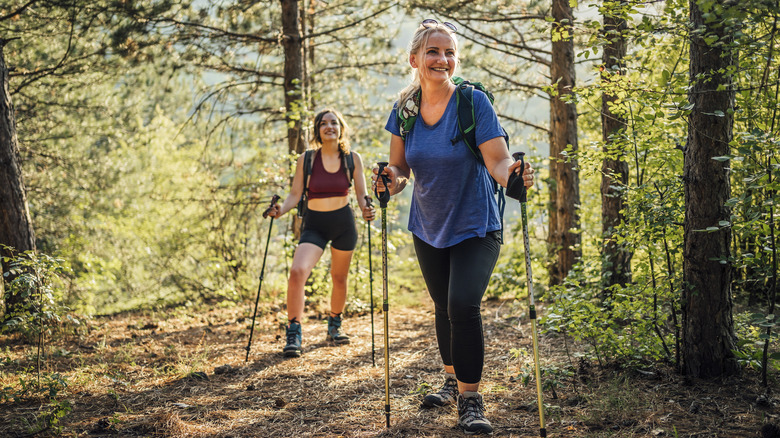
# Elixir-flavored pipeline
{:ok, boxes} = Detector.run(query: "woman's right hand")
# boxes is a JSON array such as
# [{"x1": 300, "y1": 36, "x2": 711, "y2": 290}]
[
  {"x1": 264, "y1": 203, "x2": 282, "y2": 219},
  {"x1": 371, "y1": 165, "x2": 395, "y2": 196}
]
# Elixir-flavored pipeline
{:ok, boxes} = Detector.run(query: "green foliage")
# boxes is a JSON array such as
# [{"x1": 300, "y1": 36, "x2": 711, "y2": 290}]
[
  {"x1": 411, "y1": 381, "x2": 433, "y2": 396},
  {"x1": 733, "y1": 312, "x2": 780, "y2": 372},
  {"x1": 545, "y1": 261, "x2": 678, "y2": 368},
  {"x1": 1, "y1": 248, "x2": 77, "y2": 340},
  {"x1": 0, "y1": 367, "x2": 71, "y2": 434},
  {"x1": 0, "y1": 370, "x2": 69, "y2": 404},
  {"x1": 510, "y1": 352, "x2": 573, "y2": 401}
]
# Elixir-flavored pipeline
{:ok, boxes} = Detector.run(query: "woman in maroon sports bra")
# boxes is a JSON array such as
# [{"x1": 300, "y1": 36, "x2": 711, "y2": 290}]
[{"x1": 267, "y1": 108, "x2": 375, "y2": 357}]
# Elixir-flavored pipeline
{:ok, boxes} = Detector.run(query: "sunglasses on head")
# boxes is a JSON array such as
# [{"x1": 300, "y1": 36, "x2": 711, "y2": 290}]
[{"x1": 421, "y1": 18, "x2": 457, "y2": 33}]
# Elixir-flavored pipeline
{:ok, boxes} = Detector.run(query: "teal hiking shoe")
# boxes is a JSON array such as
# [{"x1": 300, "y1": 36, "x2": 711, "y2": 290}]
[
  {"x1": 283, "y1": 322, "x2": 302, "y2": 357},
  {"x1": 422, "y1": 373, "x2": 458, "y2": 407},
  {"x1": 326, "y1": 314, "x2": 350, "y2": 344}
]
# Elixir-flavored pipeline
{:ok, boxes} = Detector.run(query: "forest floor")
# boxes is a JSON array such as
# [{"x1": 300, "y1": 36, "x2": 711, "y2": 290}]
[{"x1": 1, "y1": 298, "x2": 778, "y2": 437}]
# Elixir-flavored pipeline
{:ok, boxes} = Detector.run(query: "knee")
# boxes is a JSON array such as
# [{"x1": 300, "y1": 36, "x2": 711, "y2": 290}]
[
  {"x1": 331, "y1": 271, "x2": 348, "y2": 288},
  {"x1": 289, "y1": 265, "x2": 310, "y2": 285},
  {"x1": 448, "y1": 300, "x2": 480, "y2": 323}
]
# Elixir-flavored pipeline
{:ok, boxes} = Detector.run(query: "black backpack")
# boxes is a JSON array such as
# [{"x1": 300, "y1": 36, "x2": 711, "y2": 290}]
[
  {"x1": 296, "y1": 149, "x2": 355, "y2": 218},
  {"x1": 396, "y1": 76, "x2": 510, "y2": 233}
]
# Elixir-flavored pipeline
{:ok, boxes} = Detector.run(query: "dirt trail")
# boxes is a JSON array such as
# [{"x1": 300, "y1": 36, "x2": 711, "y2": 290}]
[{"x1": 1, "y1": 300, "x2": 775, "y2": 437}]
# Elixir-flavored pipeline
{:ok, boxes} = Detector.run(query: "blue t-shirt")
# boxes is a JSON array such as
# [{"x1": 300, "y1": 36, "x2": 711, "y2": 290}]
[{"x1": 385, "y1": 89, "x2": 505, "y2": 248}]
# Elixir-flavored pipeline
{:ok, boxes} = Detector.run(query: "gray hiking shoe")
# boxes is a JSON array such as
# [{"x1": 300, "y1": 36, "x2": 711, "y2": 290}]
[
  {"x1": 283, "y1": 322, "x2": 302, "y2": 357},
  {"x1": 422, "y1": 374, "x2": 458, "y2": 407},
  {"x1": 326, "y1": 314, "x2": 350, "y2": 344},
  {"x1": 457, "y1": 392, "x2": 493, "y2": 435}
]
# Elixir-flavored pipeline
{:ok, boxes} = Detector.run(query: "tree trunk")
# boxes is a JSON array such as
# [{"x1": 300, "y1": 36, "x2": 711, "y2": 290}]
[
  {"x1": 0, "y1": 41, "x2": 37, "y2": 316},
  {"x1": 280, "y1": 0, "x2": 306, "y2": 237},
  {"x1": 302, "y1": 0, "x2": 316, "y2": 112},
  {"x1": 548, "y1": 0, "x2": 581, "y2": 286},
  {"x1": 600, "y1": 2, "x2": 632, "y2": 290},
  {"x1": 682, "y1": 0, "x2": 739, "y2": 378}
]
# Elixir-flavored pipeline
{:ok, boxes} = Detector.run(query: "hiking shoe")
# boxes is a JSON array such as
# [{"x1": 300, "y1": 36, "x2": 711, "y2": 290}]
[
  {"x1": 326, "y1": 314, "x2": 350, "y2": 344},
  {"x1": 457, "y1": 392, "x2": 493, "y2": 435},
  {"x1": 283, "y1": 322, "x2": 302, "y2": 357},
  {"x1": 422, "y1": 374, "x2": 458, "y2": 407}
]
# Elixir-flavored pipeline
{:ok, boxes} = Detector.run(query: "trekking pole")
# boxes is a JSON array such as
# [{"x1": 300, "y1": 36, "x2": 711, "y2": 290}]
[
  {"x1": 245, "y1": 194, "x2": 280, "y2": 363},
  {"x1": 374, "y1": 163, "x2": 392, "y2": 428},
  {"x1": 365, "y1": 195, "x2": 376, "y2": 367},
  {"x1": 512, "y1": 152, "x2": 546, "y2": 437}
]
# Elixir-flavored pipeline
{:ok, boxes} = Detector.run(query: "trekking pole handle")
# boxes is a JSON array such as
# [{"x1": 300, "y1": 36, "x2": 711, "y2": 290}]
[
  {"x1": 364, "y1": 195, "x2": 376, "y2": 223},
  {"x1": 375, "y1": 162, "x2": 391, "y2": 209},
  {"x1": 262, "y1": 194, "x2": 281, "y2": 218},
  {"x1": 511, "y1": 152, "x2": 528, "y2": 203}
]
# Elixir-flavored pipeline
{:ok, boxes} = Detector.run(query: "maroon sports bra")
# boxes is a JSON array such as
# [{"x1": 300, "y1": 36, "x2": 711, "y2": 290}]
[{"x1": 307, "y1": 151, "x2": 350, "y2": 199}]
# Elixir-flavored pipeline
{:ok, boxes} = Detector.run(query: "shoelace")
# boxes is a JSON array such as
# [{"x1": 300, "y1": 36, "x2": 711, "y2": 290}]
[
  {"x1": 462, "y1": 396, "x2": 485, "y2": 418},
  {"x1": 441, "y1": 379, "x2": 458, "y2": 395},
  {"x1": 286, "y1": 330, "x2": 299, "y2": 345}
]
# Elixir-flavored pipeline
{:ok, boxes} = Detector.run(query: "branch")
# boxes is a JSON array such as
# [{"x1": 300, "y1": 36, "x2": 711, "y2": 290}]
[
  {"x1": 480, "y1": 67, "x2": 546, "y2": 93},
  {"x1": 151, "y1": 17, "x2": 278, "y2": 44},
  {"x1": 0, "y1": 0, "x2": 39, "y2": 22},
  {"x1": 305, "y1": 2, "x2": 398, "y2": 40},
  {"x1": 499, "y1": 113, "x2": 550, "y2": 135}
]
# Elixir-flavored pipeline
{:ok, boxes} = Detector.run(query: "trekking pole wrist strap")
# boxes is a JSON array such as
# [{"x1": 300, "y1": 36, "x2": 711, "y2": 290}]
[
  {"x1": 375, "y1": 162, "x2": 391, "y2": 208},
  {"x1": 506, "y1": 152, "x2": 527, "y2": 202}
]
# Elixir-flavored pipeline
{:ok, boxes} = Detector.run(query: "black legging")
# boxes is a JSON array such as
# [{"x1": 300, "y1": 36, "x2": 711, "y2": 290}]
[{"x1": 413, "y1": 231, "x2": 501, "y2": 384}]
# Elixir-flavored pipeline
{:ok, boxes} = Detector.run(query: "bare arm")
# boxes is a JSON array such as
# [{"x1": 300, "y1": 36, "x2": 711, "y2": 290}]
[
  {"x1": 479, "y1": 137, "x2": 534, "y2": 188},
  {"x1": 373, "y1": 133, "x2": 411, "y2": 196},
  {"x1": 268, "y1": 153, "x2": 305, "y2": 218},
  {"x1": 351, "y1": 152, "x2": 375, "y2": 220}
]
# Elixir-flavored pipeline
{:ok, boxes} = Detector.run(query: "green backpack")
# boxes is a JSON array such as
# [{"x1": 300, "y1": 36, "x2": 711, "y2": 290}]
[
  {"x1": 296, "y1": 149, "x2": 355, "y2": 218},
  {"x1": 396, "y1": 76, "x2": 511, "y2": 232}
]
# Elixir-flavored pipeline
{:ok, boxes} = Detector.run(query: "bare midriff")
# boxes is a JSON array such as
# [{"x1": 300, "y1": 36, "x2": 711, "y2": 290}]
[{"x1": 307, "y1": 195, "x2": 349, "y2": 212}]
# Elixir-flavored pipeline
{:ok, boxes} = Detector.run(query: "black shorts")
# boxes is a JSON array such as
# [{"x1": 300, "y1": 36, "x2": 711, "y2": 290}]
[{"x1": 299, "y1": 205, "x2": 358, "y2": 251}]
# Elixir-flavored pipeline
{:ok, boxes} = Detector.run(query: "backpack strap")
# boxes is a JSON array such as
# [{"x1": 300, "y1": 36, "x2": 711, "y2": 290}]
[
  {"x1": 341, "y1": 151, "x2": 355, "y2": 188},
  {"x1": 397, "y1": 89, "x2": 422, "y2": 140},
  {"x1": 450, "y1": 78, "x2": 509, "y2": 241},
  {"x1": 450, "y1": 77, "x2": 497, "y2": 162},
  {"x1": 301, "y1": 149, "x2": 315, "y2": 198},
  {"x1": 451, "y1": 82, "x2": 482, "y2": 163}
]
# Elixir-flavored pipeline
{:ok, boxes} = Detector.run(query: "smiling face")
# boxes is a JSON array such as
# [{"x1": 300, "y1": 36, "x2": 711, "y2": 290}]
[
  {"x1": 318, "y1": 112, "x2": 341, "y2": 143},
  {"x1": 410, "y1": 30, "x2": 458, "y2": 85},
  {"x1": 310, "y1": 108, "x2": 350, "y2": 152}
]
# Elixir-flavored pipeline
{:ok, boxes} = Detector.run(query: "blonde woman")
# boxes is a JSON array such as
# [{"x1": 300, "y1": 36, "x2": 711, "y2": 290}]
[
  {"x1": 373, "y1": 20, "x2": 534, "y2": 434},
  {"x1": 268, "y1": 108, "x2": 374, "y2": 358}
]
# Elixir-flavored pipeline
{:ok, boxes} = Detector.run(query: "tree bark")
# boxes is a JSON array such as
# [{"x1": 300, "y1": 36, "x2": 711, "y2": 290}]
[
  {"x1": 0, "y1": 40, "x2": 37, "y2": 316},
  {"x1": 600, "y1": 2, "x2": 632, "y2": 290},
  {"x1": 280, "y1": 0, "x2": 306, "y2": 237},
  {"x1": 548, "y1": 0, "x2": 581, "y2": 286},
  {"x1": 682, "y1": 0, "x2": 739, "y2": 378}
]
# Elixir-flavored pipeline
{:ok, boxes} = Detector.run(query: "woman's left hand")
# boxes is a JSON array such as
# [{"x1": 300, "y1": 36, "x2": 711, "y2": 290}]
[
  {"x1": 362, "y1": 204, "x2": 376, "y2": 221},
  {"x1": 509, "y1": 160, "x2": 535, "y2": 188}
]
